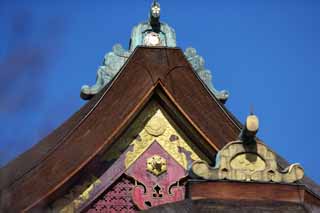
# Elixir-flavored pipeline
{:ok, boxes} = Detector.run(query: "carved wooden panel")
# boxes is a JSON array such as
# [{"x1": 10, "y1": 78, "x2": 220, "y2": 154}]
[
  {"x1": 126, "y1": 142, "x2": 187, "y2": 210},
  {"x1": 192, "y1": 141, "x2": 304, "y2": 183},
  {"x1": 86, "y1": 176, "x2": 138, "y2": 213},
  {"x1": 49, "y1": 103, "x2": 206, "y2": 212}
]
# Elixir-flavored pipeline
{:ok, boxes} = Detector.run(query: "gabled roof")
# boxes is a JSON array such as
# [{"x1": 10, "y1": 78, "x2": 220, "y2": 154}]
[{"x1": 0, "y1": 47, "x2": 319, "y2": 212}]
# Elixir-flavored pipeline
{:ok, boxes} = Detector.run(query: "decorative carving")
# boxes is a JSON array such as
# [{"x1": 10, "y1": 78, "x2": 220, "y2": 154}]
[
  {"x1": 125, "y1": 130, "x2": 153, "y2": 169},
  {"x1": 125, "y1": 108, "x2": 201, "y2": 169},
  {"x1": 51, "y1": 176, "x2": 101, "y2": 213},
  {"x1": 60, "y1": 144, "x2": 135, "y2": 212},
  {"x1": 101, "y1": 102, "x2": 160, "y2": 162},
  {"x1": 143, "y1": 32, "x2": 162, "y2": 46},
  {"x1": 80, "y1": 44, "x2": 130, "y2": 100},
  {"x1": 126, "y1": 142, "x2": 186, "y2": 210},
  {"x1": 192, "y1": 141, "x2": 304, "y2": 183},
  {"x1": 184, "y1": 47, "x2": 229, "y2": 102},
  {"x1": 86, "y1": 176, "x2": 137, "y2": 213},
  {"x1": 152, "y1": 184, "x2": 164, "y2": 198},
  {"x1": 145, "y1": 112, "x2": 167, "y2": 136},
  {"x1": 50, "y1": 102, "x2": 205, "y2": 212},
  {"x1": 80, "y1": 1, "x2": 176, "y2": 100},
  {"x1": 230, "y1": 153, "x2": 266, "y2": 172},
  {"x1": 130, "y1": 1, "x2": 176, "y2": 50},
  {"x1": 147, "y1": 155, "x2": 167, "y2": 176},
  {"x1": 81, "y1": 2, "x2": 228, "y2": 103}
]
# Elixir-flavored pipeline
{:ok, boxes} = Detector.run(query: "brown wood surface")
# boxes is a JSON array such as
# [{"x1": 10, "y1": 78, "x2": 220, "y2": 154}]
[
  {"x1": 189, "y1": 181, "x2": 320, "y2": 209},
  {"x1": 144, "y1": 199, "x2": 310, "y2": 213},
  {"x1": 0, "y1": 47, "x2": 319, "y2": 212}
]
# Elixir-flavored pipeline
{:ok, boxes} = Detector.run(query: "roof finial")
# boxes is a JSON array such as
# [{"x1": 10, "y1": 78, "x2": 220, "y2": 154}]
[
  {"x1": 250, "y1": 104, "x2": 254, "y2": 115},
  {"x1": 149, "y1": 0, "x2": 161, "y2": 31},
  {"x1": 150, "y1": 0, "x2": 160, "y2": 18},
  {"x1": 239, "y1": 106, "x2": 259, "y2": 144}
]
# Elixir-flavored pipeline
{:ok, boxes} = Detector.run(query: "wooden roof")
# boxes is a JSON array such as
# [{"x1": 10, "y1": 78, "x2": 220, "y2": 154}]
[{"x1": 0, "y1": 47, "x2": 319, "y2": 212}]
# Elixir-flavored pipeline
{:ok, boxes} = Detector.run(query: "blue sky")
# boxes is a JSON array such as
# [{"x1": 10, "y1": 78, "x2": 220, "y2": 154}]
[{"x1": 0, "y1": 0, "x2": 319, "y2": 183}]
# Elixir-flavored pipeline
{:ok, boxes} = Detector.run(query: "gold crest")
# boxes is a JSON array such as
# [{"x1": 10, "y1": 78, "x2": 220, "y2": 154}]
[{"x1": 147, "y1": 155, "x2": 167, "y2": 176}]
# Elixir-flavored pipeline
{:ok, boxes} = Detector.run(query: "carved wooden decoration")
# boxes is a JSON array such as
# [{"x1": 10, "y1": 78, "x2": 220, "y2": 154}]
[
  {"x1": 147, "y1": 155, "x2": 167, "y2": 176},
  {"x1": 192, "y1": 140, "x2": 304, "y2": 183},
  {"x1": 86, "y1": 176, "x2": 138, "y2": 213},
  {"x1": 121, "y1": 106, "x2": 202, "y2": 210},
  {"x1": 51, "y1": 176, "x2": 102, "y2": 212},
  {"x1": 50, "y1": 103, "x2": 204, "y2": 212},
  {"x1": 126, "y1": 142, "x2": 187, "y2": 210},
  {"x1": 125, "y1": 108, "x2": 201, "y2": 170}
]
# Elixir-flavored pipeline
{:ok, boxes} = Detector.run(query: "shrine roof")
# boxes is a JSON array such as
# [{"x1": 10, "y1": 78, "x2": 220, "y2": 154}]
[{"x1": 0, "y1": 47, "x2": 319, "y2": 212}]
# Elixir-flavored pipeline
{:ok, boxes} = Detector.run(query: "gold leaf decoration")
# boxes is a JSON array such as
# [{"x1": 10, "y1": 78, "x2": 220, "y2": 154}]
[
  {"x1": 125, "y1": 106, "x2": 201, "y2": 169},
  {"x1": 147, "y1": 155, "x2": 167, "y2": 176},
  {"x1": 51, "y1": 176, "x2": 101, "y2": 213},
  {"x1": 51, "y1": 101, "x2": 206, "y2": 212}
]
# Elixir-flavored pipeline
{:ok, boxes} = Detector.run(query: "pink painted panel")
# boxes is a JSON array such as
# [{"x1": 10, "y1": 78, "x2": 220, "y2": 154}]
[
  {"x1": 86, "y1": 176, "x2": 138, "y2": 213},
  {"x1": 125, "y1": 141, "x2": 187, "y2": 210}
]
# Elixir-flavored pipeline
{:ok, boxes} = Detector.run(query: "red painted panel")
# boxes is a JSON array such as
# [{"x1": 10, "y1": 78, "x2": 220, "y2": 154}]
[
  {"x1": 125, "y1": 141, "x2": 187, "y2": 210},
  {"x1": 86, "y1": 176, "x2": 138, "y2": 213}
]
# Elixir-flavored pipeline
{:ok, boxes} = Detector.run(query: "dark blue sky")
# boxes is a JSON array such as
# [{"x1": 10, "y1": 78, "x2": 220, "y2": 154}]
[{"x1": 1, "y1": 0, "x2": 319, "y2": 183}]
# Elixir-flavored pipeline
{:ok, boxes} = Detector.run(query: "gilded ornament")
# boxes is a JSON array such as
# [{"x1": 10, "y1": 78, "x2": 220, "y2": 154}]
[
  {"x1": 145, "y1": 112, "x2": 167, "y2": 136},
  {"x1": 192, "y1": 141, "x2": 304, "y2": 183},
  {"x1": 52, "y1": 102, "x2": 205, "y2": 212},
  {"x1": 230, "y1": 153, "x2": 266, "y2": 172},
  {"x1": 125, "y1": 106, "x2": 201, "y2": 170},
  {"x1": 125, "y1": 130, "x2": 154, "y2": 168},
  {"x1": 51, "y1": 176, "x2": 101, "y2": 213},
  {"x1": 102, "y1": 102, "x2": 159, "y2": 162},
  {"x1": 147, "y1": 155, "x2": 167, "y2": 176}
]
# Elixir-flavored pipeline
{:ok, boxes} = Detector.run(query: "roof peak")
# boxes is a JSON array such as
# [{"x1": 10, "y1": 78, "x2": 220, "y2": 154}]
[{"x1": 80, "y1": 4, "x2": 229, "y2": 102}]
